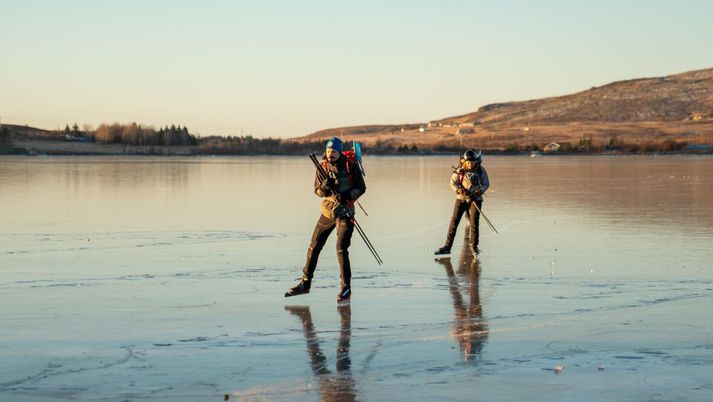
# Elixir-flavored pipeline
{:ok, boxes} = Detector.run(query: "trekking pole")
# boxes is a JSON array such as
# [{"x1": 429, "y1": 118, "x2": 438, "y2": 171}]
[
  {"x1": 351, "y1": 217, "x2": 383, "y2": 265},
  {"x1": 310, "y1": 154, "x2": 381, "y2": 264},
  {"x1": 313, "y1": 153, "x2": 369, "y2": 216},
  {"x1": 310, "y1": 154, "x2": 378, "y2": 252},
  {"x1": 309, "y1": 153, "x2": 383, "y2": 265},
  {"x1": 356, "y1": 201, "x2": 368, "y2": 216},
  {"x1": 352, "y1": 142, "x2": 369, "y2": 217},
  {"x1": 471, "y1": 199, "x2": 499, "y2": 234}
]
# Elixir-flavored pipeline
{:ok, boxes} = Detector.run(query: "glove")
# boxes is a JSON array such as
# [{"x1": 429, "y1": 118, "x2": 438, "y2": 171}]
[
  {"x1": 336, "y1": 191, "x2": 352, "y2": 204},
  {"x1": 457, "y1": 188, "x2": 468, "y2": 197},
  {"x1": 319, "y1": 177, "x2": 336, "y2": 192}
]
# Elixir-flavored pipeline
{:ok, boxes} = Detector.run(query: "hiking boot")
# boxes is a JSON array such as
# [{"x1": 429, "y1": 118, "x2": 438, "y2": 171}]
[
  {"x1": 434, "y1": 246, "x2": 451, "y2": 255},
  {"x1": 337, "y1": 286, "x2": 351, "y2": 302},
  {"x1": 284, "y1": 276, "x2": 311, "y2": 297}
]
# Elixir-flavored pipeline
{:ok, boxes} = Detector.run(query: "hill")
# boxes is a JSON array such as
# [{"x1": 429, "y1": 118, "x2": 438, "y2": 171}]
[
  {"x1": 437, "y1": 68, "x2": 713, "y2": 126},
  {"x1": 3, "y1": 68, "x2": 713, "y2": 155},
  {"x1": 2, "y1": 124, "x2": 57, "y2": 139},
  {"x1": 297, "y1": 68, "x2": 713, "y2": 152}
]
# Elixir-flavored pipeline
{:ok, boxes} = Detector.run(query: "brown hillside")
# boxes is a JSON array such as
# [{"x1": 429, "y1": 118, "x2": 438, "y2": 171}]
[
  {"x1": 297, "y1": 68, "x2": 713, "y2": 151},
  {"x1": 437, "y1": 68, "x2": 713, "y2": 126},
  {"x1": 3, "y1": 124, "x2": 57, "y2": 139}
]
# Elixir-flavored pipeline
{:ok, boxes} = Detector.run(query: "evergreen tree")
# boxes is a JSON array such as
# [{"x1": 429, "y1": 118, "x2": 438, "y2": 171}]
[{"x1": 0, "y1": 126, "x2": 11, "y2": 146}]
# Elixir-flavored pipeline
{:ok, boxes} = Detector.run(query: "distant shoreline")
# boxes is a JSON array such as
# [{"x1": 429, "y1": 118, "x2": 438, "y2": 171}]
[
  {"x1": 2, "y1": 142, "x2": 711, "y2": 158},
  {"x1": 2, "y1": 129, "x2": 712, "y2": 157}
]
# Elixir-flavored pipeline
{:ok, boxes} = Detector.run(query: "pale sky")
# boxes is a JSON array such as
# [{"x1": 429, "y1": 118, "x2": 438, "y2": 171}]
[{"x1": 1, "y1": 0, "x2": 712, "y2": 137}]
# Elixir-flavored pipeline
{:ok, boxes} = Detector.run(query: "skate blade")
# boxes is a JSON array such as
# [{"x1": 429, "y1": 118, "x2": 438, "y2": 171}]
[{"x1": 284, "y1": 290, "x2": 310, "y2": 298}]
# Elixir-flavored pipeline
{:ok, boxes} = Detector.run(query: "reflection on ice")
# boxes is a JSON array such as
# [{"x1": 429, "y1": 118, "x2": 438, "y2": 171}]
[
  {"x1": 435, "y1": 238, "x2": 489, "y2": 362},
  {"x1": 2, "y1": 156, "x2": 713, "y2": 401},
  {"x1": 284, "y1": 305, "x2": 357, "y2": 402}
]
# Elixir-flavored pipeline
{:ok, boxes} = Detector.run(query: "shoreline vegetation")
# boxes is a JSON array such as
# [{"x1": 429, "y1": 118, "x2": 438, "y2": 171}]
[
  {"x1": 1, "y1": 122, "x2": 711, "y2": 157},
  {"x1": 3, "y1": 68, "x2": 712, "y2": 157}
]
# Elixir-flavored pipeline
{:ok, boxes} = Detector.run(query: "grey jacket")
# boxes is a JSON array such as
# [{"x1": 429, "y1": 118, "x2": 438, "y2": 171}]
[{"x1": 450, "y1": 165, "x2": 489, "y2": 201}]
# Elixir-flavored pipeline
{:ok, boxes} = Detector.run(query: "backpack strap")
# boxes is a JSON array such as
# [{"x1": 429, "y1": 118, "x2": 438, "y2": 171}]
[
  {"x1": 457, "y1": 168, "x2": 465, "y2": 184},
  {"x1": 338, "y1": 151, "x2": 357, "y2": 184},
  {"x1": 346, "y1": 159, "x2": 358, "y2": 186}
]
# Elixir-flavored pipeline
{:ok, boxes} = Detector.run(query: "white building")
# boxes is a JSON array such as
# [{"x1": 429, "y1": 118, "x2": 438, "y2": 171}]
[{"x1": 543, "y1": 142, "x2": 561, "y2": 152}]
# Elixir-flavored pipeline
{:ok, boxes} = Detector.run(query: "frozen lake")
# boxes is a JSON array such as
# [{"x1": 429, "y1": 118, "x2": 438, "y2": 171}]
[{"x1": 1, "y1": 155, "x2": 712, "y2": 401}]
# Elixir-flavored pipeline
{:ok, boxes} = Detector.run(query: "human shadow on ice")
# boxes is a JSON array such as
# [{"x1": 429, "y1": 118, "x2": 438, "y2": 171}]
[
  {"x1": 285, "y1": 304, "x2": 358, "y2": 402},
  {"x1": 435, "y1": 238, "x2": 489, "y2": 362}
]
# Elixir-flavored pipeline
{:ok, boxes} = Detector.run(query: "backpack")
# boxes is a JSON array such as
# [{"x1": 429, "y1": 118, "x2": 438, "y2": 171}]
[
  {"x1": 319, "y1": 151, "x2": 362, "y2": 217},
  {"x1": 320, "y1": 152, "x2": 361, "y2": 194},
  {"x1": 342, "y1": 150, "x2": 362, "y2": 180}
]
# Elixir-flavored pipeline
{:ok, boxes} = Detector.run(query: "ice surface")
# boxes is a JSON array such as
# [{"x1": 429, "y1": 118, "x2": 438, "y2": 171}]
[{"x1": 1, "y1": 155, "x2": 712, "y2": 401}]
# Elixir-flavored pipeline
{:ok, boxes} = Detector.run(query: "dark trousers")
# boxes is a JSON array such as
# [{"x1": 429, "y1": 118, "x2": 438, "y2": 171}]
[
  {"x1": 302, "y1": 214, "x2": 355, "y2": 288},
  {"x1": 443, "y1": 199, "x2": 482, "y2": 250}
]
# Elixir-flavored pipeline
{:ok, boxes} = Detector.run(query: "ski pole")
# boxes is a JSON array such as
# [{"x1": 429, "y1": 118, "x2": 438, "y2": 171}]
[
  {"x1": 356, "y1": 200, "x2": 368, "y2": 216},
  {"x1": 352, "y1": 217, "x2": 383, "y2": 265},
  {"x1": 310, "y1": 153, "x2": 383, "y2": 265},
  {"x1": 471, "y1": 199, "x2": 499, "y2": 234},
  {"x1": 311, "y1": 153, "x2": 370, "y2": 216}
]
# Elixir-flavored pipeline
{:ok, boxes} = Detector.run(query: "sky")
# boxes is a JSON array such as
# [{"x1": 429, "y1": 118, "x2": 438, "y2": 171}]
[{"x1": 1, "y1": 0, "x2": 712, "y2": 138}]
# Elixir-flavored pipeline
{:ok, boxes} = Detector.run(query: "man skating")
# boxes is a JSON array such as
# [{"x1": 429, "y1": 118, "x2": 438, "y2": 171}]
[
  {"x1": 285, "y1": 137, "x2": 366, "y2": 302},
  {"x1": 435, "y1": 148, "x2": 490, "y2": 257}
]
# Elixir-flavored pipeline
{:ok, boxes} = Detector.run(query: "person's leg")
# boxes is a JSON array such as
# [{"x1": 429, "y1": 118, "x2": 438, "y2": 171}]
[
  {"x1": 285, "y1": 215, "x2": 336, "y2": 297},
  {"x1": 336, "y1": 217, "x2": 355, "y2": 300},
  {"x1": 469, "y1": 200, "x2": 482, "y2": 255},
  {"x1": 302, "y1": 214, "x2": 337, "y2": 279},
  {"x1": 464, "y1": 207, "x2": 471, "y2": 239},
  {"x1": 436, "y1": 200, "x2": 468, "y2": 254}
]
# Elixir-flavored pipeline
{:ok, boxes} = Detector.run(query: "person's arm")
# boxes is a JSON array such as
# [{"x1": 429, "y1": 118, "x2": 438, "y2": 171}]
[
  {"x1": 346, "y1": 162, "x2": 366, "y2": 200},
  {"x1": 314, "y1": 166, "x2": 335, "y2": 198},
  {"x1": 450, "y1": 171, "x2": 464, "y2": 194},
  {"x1": 314, "y1": 169, "x2": 326, "y2": 197},
  {"x1": 479, "y1": 166, "x2": 490, "y2": 193}
]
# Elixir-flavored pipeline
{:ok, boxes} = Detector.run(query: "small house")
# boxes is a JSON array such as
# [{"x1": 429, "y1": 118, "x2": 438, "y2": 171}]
[{"x1": 543, "y1": 142, "x2": 561, "y2": 153}]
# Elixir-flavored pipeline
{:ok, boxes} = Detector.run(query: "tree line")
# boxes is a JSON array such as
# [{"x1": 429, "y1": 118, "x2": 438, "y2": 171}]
[
  {"x1": 197, "y1": 136, "x2": 324, "y2": 155},
  {"x1": 94, "y1": 123, "x2": 198, "y2": 146},
  {"x1": 3, "y1": 121, "x2": 710, "y2": 155},
  {"x1": 0, "y1": 125, "x2": 11, "y2": 148}
]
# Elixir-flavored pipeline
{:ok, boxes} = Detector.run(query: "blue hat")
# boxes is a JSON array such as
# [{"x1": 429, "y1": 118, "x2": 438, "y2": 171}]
[{"x1": 326, "y1": 137, "x2": 343, "y2": 152}]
